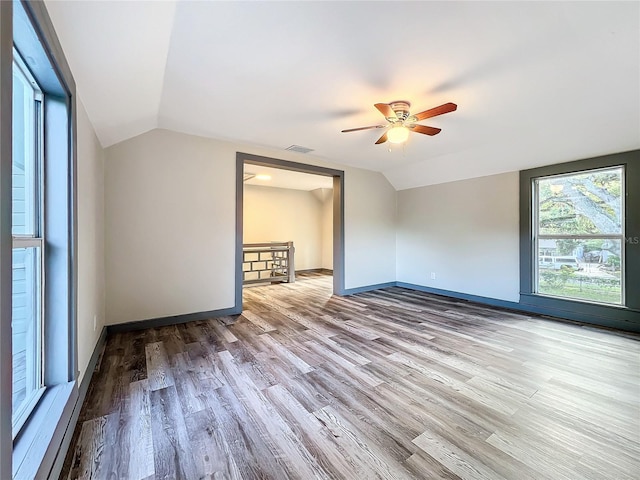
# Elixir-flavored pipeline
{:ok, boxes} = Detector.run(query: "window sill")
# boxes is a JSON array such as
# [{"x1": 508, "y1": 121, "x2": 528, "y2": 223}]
[
  {"x1": 12, "y1": 387, "x2": 46, "y2": 440},
  {"x1": 529, "y1": 292, "x2": 629, "y2": 310},
  {"x1": 12, "y1": 381, "x2": 77, "y2": 480},
  {"x1": 519, "y1": 292, "x2": 640, "y2": 331}
]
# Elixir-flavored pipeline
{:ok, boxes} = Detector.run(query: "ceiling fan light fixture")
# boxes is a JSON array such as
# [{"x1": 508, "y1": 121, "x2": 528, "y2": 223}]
[
  {"x1": 342, "y1": 101, "x2": 456, "y2": 145},
  {"x1": 387, "y1": 125, "x2": 410, "y2": 144}
]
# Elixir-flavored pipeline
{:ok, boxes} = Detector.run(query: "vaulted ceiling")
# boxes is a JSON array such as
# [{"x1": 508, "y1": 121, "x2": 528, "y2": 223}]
[{"x1": 44, "y1": 1, "x2": 639, "y2": 190}]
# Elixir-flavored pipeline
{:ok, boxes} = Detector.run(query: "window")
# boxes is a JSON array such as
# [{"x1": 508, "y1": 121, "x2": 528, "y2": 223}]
[
  {"x1": 7, "y1": 3, "x2": 78, "y2": 477},
  {"x1": 520, "y1": 150, "x2": 639, "y2": 331},
  {"x1": 533, "y1": 167, "x2": 624, "y2": 305},
  {"x1": 11, "y1": 51, "x2": 44, "y2": 435},
  {"x1": 2, "y1": 2, "x2": 77, "y2": 477}
]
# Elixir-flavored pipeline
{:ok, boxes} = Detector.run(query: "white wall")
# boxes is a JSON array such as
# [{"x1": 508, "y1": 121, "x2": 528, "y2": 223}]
[
  {"x1": 76, "y1": 98, "x2": 106, "y2": 382},
  {"x1": 105, "y1": 128, "x2": 397, "y2": 325},
  {"x1": 345, "y1": 168, "x2": 397, "y2": 287},
  {"x1": 396, "y1": 172, "x2": 520, "y2": 302},
  {"x1": 244, "y1": 185, "x2": 322, "y2": 271},
  {"x1": 104, "y1": 130, "x2": 236, "y2": 324}
]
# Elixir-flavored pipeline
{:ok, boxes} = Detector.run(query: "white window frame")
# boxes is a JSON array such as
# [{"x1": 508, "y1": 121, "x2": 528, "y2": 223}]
[
  {"x1": 532, "y1": 166, "x2": 626, "y2": 306},
  {"x1": 11, "y1": 50, "x2": 45, "y2": 437}
]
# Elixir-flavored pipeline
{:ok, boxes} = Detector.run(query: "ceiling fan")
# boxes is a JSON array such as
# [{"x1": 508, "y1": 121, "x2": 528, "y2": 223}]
[{"x1": 341, "y1": 101, "x2": 457, "y2": 145}]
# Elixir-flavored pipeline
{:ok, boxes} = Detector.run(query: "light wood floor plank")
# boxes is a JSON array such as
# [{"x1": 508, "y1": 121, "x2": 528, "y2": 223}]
[
  {"x1": 128, "y1": 379, "x2": 154, "y2": 480},
  {"x1": 145, "y1": 342, "x2": 175, "y2": 391},
  {"x1": 67, "y1": 413, "x2": 119, "y2": 480},
  {"x1": 264, "y1": 383, "x2": 369, "y2": 479},
  {"x1": 413, "y1": 429, "x2": 507, "y2": 480},
  {"x1": 313, "y1": 406, "x2": 415, "y2": 480},
  {"x1": 150, "y1": 385, "x2": 199, "y2": 479},
  {"x1": 183, "y1": 407, "x2": 242, "y2": 479},
  {"x1": 218, "y1": 349, "x2": 332, "y2": 480}
]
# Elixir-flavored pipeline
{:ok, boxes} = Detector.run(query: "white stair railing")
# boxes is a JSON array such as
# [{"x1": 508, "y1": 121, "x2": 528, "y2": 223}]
[{"x1": 242, "y1": 241, "x2": 295, "y2": 285}]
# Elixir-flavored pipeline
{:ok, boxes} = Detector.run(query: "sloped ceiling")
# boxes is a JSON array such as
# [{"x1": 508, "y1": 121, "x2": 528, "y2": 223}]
[{"x1": 45, "y1": 1, "x2": 639, "y2": 190}]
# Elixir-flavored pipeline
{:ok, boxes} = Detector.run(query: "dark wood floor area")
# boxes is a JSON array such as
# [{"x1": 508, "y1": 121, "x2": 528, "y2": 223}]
[{"x1": 62, "y1": 273, "x2": 640, "y2": 479}]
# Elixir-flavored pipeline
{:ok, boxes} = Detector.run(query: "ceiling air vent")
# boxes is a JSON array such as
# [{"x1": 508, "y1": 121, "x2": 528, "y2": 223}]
[{"x1": 285, "y1": 145, "x2": 314, "y2": 154}]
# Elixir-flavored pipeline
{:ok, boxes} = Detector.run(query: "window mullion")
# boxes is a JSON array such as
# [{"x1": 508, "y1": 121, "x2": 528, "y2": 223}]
[
  {"x1": 538, "y1": 234, "x2": 624, "y2": 240},
  {"x1": 12, "y1": 237, "x2": 43, "y2": 249}
]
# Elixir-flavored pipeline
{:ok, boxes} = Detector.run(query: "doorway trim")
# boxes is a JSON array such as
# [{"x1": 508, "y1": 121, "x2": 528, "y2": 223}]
[{"x1": 235, "y1": 152, "x2": 345, "y2": 313}]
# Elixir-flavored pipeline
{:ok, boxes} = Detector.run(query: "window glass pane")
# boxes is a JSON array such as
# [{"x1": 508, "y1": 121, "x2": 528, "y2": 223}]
[
  {"x1": 12, "y1": 247, "x2": 41, "y2": 419},
  {"x1": 538, "y1": 238, "x2": 622, "y2": 305},
  {"x1": 12, "y1": 61, "x2": 37, "y2": 236},
  {"x1": 537, "y1": 167, "x2": 623, "y2": 235}
]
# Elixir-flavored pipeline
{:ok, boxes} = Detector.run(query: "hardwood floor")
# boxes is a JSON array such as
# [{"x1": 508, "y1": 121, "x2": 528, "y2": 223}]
[{"x1": 62, "y1": 273, "x2": 640, "y2": 479}]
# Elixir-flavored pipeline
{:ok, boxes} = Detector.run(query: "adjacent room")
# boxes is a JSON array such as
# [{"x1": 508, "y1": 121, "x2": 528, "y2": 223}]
[
  {"x1": 242, "y1": 164, "x2": 334, "y2": 286},
  {"x1": 0, "y1": 1, "x2": 638, "y2": 479}
]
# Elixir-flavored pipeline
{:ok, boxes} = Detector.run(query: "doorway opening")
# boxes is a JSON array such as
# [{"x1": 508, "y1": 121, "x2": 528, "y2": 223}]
[{"x1": 235, "y1": 153, "x2": 345, "y2": 313}]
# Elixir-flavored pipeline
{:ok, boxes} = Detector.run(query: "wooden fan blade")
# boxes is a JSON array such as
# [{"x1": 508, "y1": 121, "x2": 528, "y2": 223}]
[
  {"x1": 414, "y1": 102, "x2": 457, "y2": 121},
  {"x1": 410, "y1": 125, "x2": 442, "y2": 136},
  {"x1": 341, "y1": 125, "x2": 385, "y2": 133},
  {"x1": 374, "y1": 103, "x2": 397, "y2": 119},
  {"x1": 375, "y1": 132, "x2": 388, "y2": 144}
]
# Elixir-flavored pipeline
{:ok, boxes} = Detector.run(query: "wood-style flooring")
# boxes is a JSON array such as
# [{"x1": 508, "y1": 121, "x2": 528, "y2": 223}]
[{"x1": 62, "y1": 273, "x2": 640, "y2": 479}]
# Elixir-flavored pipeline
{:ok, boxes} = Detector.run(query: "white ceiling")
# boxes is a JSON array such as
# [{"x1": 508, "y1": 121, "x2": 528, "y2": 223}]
[
  {"x1": 45, "y1": 1, "x2": 639, "y2": 190},
  {"x1": 244, "y1": 165, "x2": 333, "y2": 191}
]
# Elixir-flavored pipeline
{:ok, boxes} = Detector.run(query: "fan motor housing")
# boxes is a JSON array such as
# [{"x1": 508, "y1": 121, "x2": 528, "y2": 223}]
[{"x1": 389, "y1": 101, "x2": 411, "y2": 121}]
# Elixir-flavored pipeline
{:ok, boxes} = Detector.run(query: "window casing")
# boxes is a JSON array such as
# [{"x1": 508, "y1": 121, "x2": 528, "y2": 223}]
[
  {"x1": 2, "y1": 1, "x2": 78, "y2": 478},
  {"x1": 519, "y1": 150, "x2": 640, "y2": 332},
  {"x1": 11, "y1": 50, "x2": 44, "y2": 436}
]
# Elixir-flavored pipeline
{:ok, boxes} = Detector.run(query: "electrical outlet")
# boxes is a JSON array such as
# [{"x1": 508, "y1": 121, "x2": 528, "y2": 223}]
[
  {"x1": 93, "y1": 314, "x2": 98, "y2": 332},
  {"x1": 430, "y1": 272, "x2": 436, "y2": 280}
]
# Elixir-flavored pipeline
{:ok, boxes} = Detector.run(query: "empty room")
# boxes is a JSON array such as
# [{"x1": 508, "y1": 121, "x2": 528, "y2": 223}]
[{"x1": 1, "y1": 1, "x2": 639, "y2": 479}]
